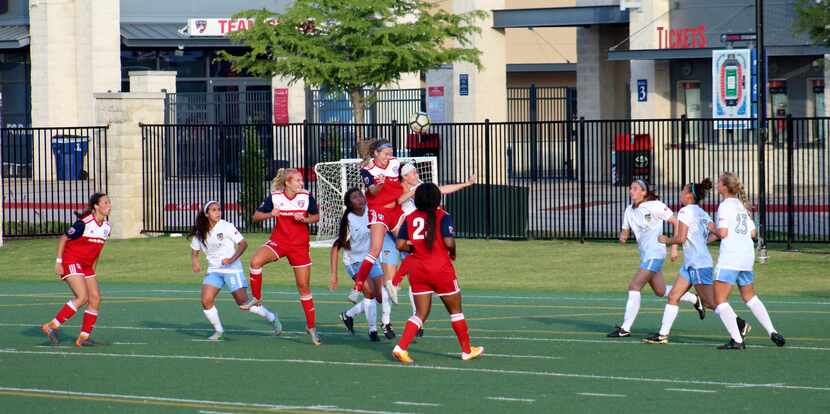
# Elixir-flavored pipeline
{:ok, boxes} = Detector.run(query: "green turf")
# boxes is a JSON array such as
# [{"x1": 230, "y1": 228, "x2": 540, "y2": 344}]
[{"x1": 0, "y1": 237, "x2": 829, "y2": 413}]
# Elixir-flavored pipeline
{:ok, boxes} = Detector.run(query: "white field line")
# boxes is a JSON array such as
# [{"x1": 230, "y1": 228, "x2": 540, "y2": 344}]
[
  {"x1": 5, "y1": 322, "x2": 829, "y2": 352},
  {"x1": 112, "y1": 342, "x2": 147, "y2": 345},
  {"x1": 0, "y1": 386, "x2": 412, "y2": 414},
  {"x1": 2, "y1": 348, "x2": 830, "y2": 393},
  {"x1": 486, "y1": 397, "x2": 535, "y2": 403},
  {"x1": 576, "y1": 393, "x2": 626, "y2": 398},
  {"x1": 393, "y1": 401, "x2": 441, "y2": 407},
  {"x1": 664, "y1": 388, "x2": 717, "y2": 394},
  {"x1": 446, "y1": 352, "x2": 562, "y2": 360}
]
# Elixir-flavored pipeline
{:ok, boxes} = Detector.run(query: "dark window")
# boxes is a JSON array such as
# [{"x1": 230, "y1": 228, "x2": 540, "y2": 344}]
[
  {"x1": 176, "y1": 81, "x2": 207, "y2": 93},
  {"x1": 159, "y1": 50, "x2": 207, "y2": 78},
  {"x1": 121, "y1": 50, "x2": 158, "y2": 79}
]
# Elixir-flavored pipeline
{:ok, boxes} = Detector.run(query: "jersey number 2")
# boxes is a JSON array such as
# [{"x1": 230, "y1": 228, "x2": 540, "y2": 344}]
[{"x1": 412, "y1": 217, "x2": 426, "y2": 240}]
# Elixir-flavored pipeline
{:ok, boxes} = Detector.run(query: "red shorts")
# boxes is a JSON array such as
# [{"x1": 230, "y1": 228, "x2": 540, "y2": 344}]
[
  {"x1": 369, "y1": 206, "x2": 404, "y2": 232},
  {"x1": 409, "y1": 266, "x2": 460, "y2": 297},
  {"x1": 60, "y1": 262, "x2": 96, "y2": 280},
  {"x1": 264, "y1": 240, "x2": 312, "y2": 268}
]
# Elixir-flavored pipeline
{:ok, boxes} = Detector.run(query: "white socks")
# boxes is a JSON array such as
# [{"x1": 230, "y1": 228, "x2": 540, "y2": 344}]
[
  {"x1": 715, "y1": 302, "x2": 743, "y2": 343},
  {"x1": 364, "y1": 298, "x2": 378, "y2": 332},
  {"x1": 664, "y1": 284, "x2": 698, "y2": 305},
  {"x1": 346, "y1": 301, "x2": 364, "y2": 318},
  {"x1": 249, "y1": 304, "x2": 276, "y2": 323},
  {"x1": 746, "y1": 296, "x2": 776, "y2": 335},
  {"x1": 621, "y1": 291, "x2": 641, "y2": 332},
  {"x1": 658, "y1": 304, "x2": 679, "y2": 336},
  {"x1": 381, "y1": 287, "x2": 391, "y2": 325},
  {"x1": 203, "y1": 306, "x2": 223, "y2": 333}
]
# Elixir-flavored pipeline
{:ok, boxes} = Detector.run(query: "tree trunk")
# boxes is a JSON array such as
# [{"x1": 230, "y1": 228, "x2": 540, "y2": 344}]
[{"x1": 350, "y1": 87, "x2": 366, "y2": 141}]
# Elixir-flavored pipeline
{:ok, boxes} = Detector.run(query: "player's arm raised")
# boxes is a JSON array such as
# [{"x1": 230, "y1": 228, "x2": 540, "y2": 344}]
[{"x1": 439, "y1": 175, "x2": 477, "y2": 195}]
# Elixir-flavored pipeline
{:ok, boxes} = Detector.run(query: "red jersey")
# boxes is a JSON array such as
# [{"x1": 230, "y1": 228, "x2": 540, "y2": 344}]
[
  {"x1": 62, "y1": 214, "x2": 111, "y2": 266},
  {"x1": 257, "y1": 190, "x2": 319, "y2": 248},
  {"x1": 398, "y1": 208, "x2": 455, "y2": 273},
  {"x1": 360, "y1": 158, "x2": 404, "y2": 209}
]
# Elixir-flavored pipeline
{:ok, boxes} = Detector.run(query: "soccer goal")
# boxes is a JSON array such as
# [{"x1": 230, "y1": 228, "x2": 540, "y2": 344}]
[{"x1": 312, "y1": 157, "x2": 438, "y2": 246}]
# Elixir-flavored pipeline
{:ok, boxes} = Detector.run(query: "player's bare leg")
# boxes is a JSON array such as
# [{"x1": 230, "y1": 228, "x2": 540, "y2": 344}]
[
  {"x1": 439, "y1": 292, "x2": 483, "y2": 361},
  {"x1": 293, "y1": 265, "x2": 320, "y2": 345},
  {"x1": 248, "y1": 246, "x2": 278, "y2": 303},
  {"x1": 42, "y1": 275, "x2": 88, "y2": 345},
  {"x1": 349, "y1": 223, "x2": 386, "y2": 302},
  {"x1": 75, "y1": 276, "x2": 101, "y2": 347},
  {"x1": 393, "y1": 293, "x2": 432, "y2": 364},
  {"x1": 201, "y1": 284, "x2": 224, "y2": 341},
  {"x1": 231, "y1": 287, "x2": 282, "y2": 336}
]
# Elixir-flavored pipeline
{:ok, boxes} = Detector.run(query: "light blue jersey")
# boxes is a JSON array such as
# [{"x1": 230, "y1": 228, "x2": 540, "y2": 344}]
[
  {"x1": 623, "y1": 200, "x2": 673, "y2": 261},
  {"x1": 677, "y1": 204, "x2": 714, "y2": 269}
]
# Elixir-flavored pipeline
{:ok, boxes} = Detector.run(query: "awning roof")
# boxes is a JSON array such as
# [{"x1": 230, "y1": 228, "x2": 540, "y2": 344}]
[
  {"x1": 608, "y1": 46, "x2": 830, "y2": 61},
  {"x1": 121, "y1": 23, "x2": 242, "y2": 48},
  {"x1": 0, "y1": 25, "x2": 30, "y2": 49},
  {"x1": 507, "y1": 63, "x2": 576, "y2": 72},
  {"x1": 493, "y1": 6, "x2": 628, "y2": 29}
]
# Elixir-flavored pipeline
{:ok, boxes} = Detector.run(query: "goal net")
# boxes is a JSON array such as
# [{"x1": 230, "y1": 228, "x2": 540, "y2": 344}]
[{"x1": 313, "y1": 157, "x2": 438, "y2": 246}]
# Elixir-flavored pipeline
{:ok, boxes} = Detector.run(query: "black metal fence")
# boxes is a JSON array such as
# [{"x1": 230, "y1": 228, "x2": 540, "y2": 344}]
[
  {"x1": 139, "y1": 117, "x2": 830, "y2": 243},
  {"x1": 306, "y1": 88, "x2": 425, "y2": 124},
  {"x1": 1, "y1": 127, "x2": 108, "y2": 237},
  {"x1": 165, "y1": 91, "x2": 273, "y2": 125}
]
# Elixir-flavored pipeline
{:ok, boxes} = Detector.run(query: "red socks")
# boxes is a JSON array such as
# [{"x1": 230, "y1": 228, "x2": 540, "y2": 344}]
[
  {"x1": 52, "y1": 300, "x2": 78, "y2": 326},
  {"x1": 450, "y1": 313, "x2": 472, "y2": 354},
  {"x1": 352, "y1": 255, "x2": 376, "y2": 291},
  {"x1": 300, "y1": 295, "x2": 316, "y2": 329},
  {"x1": 397, "y1": 315, "x2": 423, "y2": 351},
  {"x1": 81, "y1": 309, "x2": 99, "y2": 336},
  {"x1": 250, "y1": 268, "x2": 263, "y2": 301},
  {"x1": 392, "y1": 255, "x2": 413, "y2": 286}
]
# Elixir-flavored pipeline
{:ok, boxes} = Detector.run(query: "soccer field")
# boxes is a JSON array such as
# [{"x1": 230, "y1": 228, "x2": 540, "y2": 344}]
[{"x1": 1, "y1": 236, "x2": 829, "y2": 413}]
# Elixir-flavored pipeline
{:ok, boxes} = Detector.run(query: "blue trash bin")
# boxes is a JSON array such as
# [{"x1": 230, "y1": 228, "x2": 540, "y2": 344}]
[{"x1": 51, "y1": 135, "x2": 89, "y2": 180}]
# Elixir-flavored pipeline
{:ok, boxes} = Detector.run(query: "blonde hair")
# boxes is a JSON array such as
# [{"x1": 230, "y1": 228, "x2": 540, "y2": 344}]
[
  {"x1": 271, "y1": 168, "x2": 301, "y2": 192},
  {"x1": 356, "y1": 139, "x2": 377, "y2": 166},
  {"x1": 719, "y1": 172, "x2": 752, "y2": 217}
]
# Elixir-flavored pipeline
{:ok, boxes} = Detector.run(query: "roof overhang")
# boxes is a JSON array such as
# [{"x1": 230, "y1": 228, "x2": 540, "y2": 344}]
[
  {"x1": 493, "y1": 6, "x2": 629, "y2": 29},
  {"x1": 507, "y1": 63, "x2": 576, "y2": 72},
  {"x1": 121, "y1": 23, "x2": 244, "y2": 48},
  {"x1": 0, "y1": 25, "x2": 30, "y2": 49},
  {"x1": 608, "y1": 46, "x2": 830, "y2": 61}
]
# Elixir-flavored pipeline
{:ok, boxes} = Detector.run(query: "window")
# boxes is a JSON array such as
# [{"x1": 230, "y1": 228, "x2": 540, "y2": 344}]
[{"x1": 159, "y1": 50, "x2": 207, "y2": 78}]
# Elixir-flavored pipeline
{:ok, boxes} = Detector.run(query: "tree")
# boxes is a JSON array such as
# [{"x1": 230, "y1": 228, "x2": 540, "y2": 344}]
[
  {"x1": 795, "y1": 0, "x2": 830, "y2": 46},
  {"x1": 219, "y1": 0, "x2": 485, "y2": 127}
]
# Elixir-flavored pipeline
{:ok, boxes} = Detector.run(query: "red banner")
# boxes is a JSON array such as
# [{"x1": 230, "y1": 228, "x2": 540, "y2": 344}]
[{"x1": 273, "y1": 88, "x2": 289, "y2": 125}]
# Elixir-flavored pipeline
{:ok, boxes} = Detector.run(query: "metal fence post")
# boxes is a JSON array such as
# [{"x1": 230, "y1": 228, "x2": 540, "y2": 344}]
[
  {"x1": 485, "y1": 119, "x2": 492, "y2": 239},
  {"x1": 391, "y1": 119, "x2": 399, "y2": 152},
  {"x1": 579, "y1": 117, "x2": 586, "y2": 244},
  {"x1": 530, "y1": 84, "x2": 538, "y2": 182},
  {"x1": 680, "y1": 115, "x2": 688, "y2": 187},
  {"x1": 303, "y1": 120, "x2": 311, "y2": 183},
  {"x1": 786, "y1": 114, "x2": 795, "y2": 249}
]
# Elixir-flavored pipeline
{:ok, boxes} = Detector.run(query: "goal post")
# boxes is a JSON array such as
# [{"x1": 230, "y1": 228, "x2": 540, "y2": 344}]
[{"x1": 312, "y1": 157, "x2": 437, "y2": 246}]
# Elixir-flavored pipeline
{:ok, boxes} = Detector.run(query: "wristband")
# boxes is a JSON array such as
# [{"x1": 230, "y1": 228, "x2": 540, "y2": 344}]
[{"x1": 55, "y1": 258, "x2": 63, "y2": 264}]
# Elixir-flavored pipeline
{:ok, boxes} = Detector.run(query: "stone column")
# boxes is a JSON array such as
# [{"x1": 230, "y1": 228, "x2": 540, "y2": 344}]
[
  {"x1": 94, "y1": 92, "x2": 166, "y2": 239},
  {"x1": 129, "y1": 71, "x2": 177, "y2": 94},
  {"x1": 628, "y1": 0, "x2": 671, "y2": 119}
]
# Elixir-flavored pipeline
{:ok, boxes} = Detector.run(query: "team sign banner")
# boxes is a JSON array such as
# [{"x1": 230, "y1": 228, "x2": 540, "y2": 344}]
[
  {"x1": 712, "y1": 49, "x2": 753, "y2": 130},
  {"x1": 187, "y1": 18, "x2": 276, "y2": 37}
]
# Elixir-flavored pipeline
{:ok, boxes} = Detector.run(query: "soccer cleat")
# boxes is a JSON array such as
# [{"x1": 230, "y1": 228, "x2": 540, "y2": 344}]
[
  {"x1": 339, "y1": 312, "x2": 355, "y2": 335},
  {"x1": 271, "y1": 316, "x2": 283, "y2": 336},
  {"x1": 74, "y1": 333, "x2": 96, "y2": 348},
  {"x1": 417, "y1": 328, "x2": 424, "y2": 338},
  {"x1": 736, "y1": 317, "x2": 751, "y2": 338},
  {"x1": 717, "y1": 339, "x2": 746, "y2": 350},
  {"x1": 369, "y1": 330, "x2": 380, "y2": 342},
  {"x1": 770, "y1": 332, "x2": 786, "y2": 347},
  {"x1": 208, "y1": 331, "x2": 224, "y2": 341},
  {"x1": 238, "y1": 298, "x2": 258, "y2": 311},
  {"x1": 693, "y1": 296, "x2": 705, "y2": 320},
  {"x1": 642, "y1": 333, "x2": 669, "y2": 344},
  {"x1": 607, "y1": 326, "x2": 630, "y2": 338},
  {"x1": 392, "y1": 345, "x2": 414, "y2": 365},
  {"x1": 41, "y1": 323, "x2": 59, "y2": 345},
  {"x1": 461, "y1": 346, "x2": 485, "y2": 361},
  {"x1": 347, "y1": 289, "x2": 361, "y2": 304},
  {"x1": 383, "y1": 324, "x2": 396, "y2": 339},
  {"x1": 307, "y1": 328, "x2": 322, "y2": 346},
  {"x1": 385, "y1": 280, "x2": 399, "y2": 305}
]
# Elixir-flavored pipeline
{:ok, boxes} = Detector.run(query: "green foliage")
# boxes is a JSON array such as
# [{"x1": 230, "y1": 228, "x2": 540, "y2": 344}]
[
  {"x1": 795, "y1": 0, "x2": 830, "y2": 46},
  {"x1": 239, "y1": 127, "x2": 267, "y2": 230},
  {"x1": 218, "y1": 0, "x2": 485, "y2": 123}
]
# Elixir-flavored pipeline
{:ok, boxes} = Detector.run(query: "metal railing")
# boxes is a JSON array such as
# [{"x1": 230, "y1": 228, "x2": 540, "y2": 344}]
[
  {"x1": 165, "y1": 91, "x2": 273, "y2": 125},
  {"x1": 139, "y1": 117, "x2": 830, "y2": 243},
  {"x1": 1, "y1": 126, "x2": 108, "y2": 237}
]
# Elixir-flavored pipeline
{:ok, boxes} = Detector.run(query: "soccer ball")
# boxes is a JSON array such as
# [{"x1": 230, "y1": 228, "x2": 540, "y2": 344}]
[{"x1": 409, "y1": 111, "x2": 431, "y2": 134}]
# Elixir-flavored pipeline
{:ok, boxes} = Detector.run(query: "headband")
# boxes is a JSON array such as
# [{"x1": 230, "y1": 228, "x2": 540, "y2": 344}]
[
  {"x1": 400, "y1": 163, "x2": 417, "y2": 176},
  {"x1": 376, "y1": 143, "x2": 393, "y2": 151},
  {"x1": 634, "y1": 179, "x2": 649, "y2": 193},
  {"x1": 688, "y1": 183, "x2": 705, "y2": 203},
  {"x1": 203, "y1": 200, "x2": 218, "y2": 214}
]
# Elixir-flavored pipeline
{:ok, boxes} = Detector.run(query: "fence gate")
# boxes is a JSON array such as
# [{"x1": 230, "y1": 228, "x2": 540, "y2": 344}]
[{"x1": 165, "y1": 91, "x2": 272, "y2": 125}]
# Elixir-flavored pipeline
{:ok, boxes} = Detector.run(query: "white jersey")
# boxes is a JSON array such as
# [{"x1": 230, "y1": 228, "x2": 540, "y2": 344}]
[
  {"x1": 715, "y1": 198, "x2": 756, "y2": 271},
  {"x1": 400, "y1": 180, "x2": 423, "y2": 215},
  {"x1": 677, "y1": 204, "x2": 714, "y2": 269},
  {"x1": 342, "y1": 209, "x2": 371, "y2": 266},
  {"x1": 190, "y1": 220, "x2": 244, "y2": 273},
  {"x1": 622, "y1": 200, "x2": 673, "y2": 261}
]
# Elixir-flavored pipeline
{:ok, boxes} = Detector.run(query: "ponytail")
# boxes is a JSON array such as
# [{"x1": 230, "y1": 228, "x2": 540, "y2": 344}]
[
  {"x1": 720, "y1": 172, "x2": 752, "y2": 218},
  {"x1": 75, "y1": 192, "x2": 107, "y2": 219},
  {"x1": 689, "y1": 178, "x2": 713, "y2": 204},
  {"x1": 414, "y1": 183, "x2": 442, "y2": 250},
  {"x1": 271, "y1": 168, "x2": 300, "y2": 192}
]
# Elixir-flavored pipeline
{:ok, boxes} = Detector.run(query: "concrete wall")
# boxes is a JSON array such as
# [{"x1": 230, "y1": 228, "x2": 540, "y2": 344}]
[{"x1": 577, "y1": 24, "x2": 630, "y2": 120}]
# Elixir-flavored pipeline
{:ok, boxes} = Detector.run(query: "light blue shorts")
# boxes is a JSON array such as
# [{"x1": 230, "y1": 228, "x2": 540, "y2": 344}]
[
  {"x1": 714, "y1": 268, "x2": 755, "y2": 286},
  {"x1": 640, "y1": 258, "x2": 665, "y2": 273},
  {"x1": 679, "y1": 266, "x2": 714, "y2": 285},
  {"x1": 345, "y1": 262, "x2": 384, "y2": 281},
  {"x1": 203, "y1": 271, "x2": 248, "y2": 292},
  {"x1": 380, "y1": 232, "x2": 400, "y2": 266}
]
